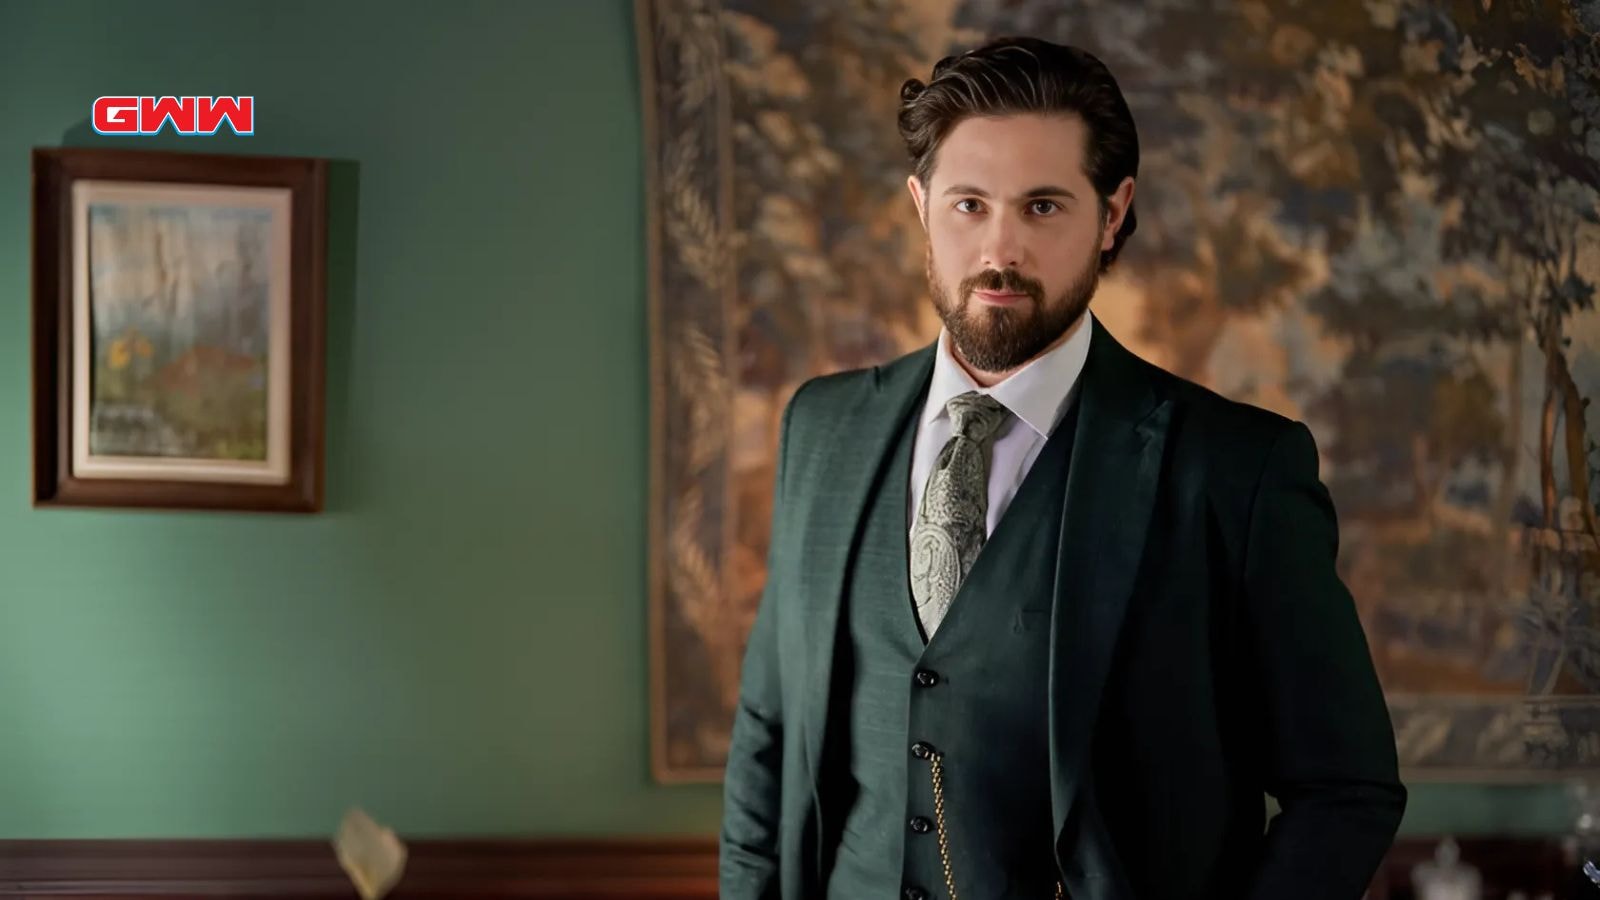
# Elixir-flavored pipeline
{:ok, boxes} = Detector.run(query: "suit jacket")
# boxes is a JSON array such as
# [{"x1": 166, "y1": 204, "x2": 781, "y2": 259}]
[{"x1": 719, "y1": 322, "x2": 1406, "y2": 899}]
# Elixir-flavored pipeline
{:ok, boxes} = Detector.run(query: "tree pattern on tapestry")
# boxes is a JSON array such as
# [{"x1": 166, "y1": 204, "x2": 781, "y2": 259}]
[{"x1": 643, "y1": 0, "x2": 1600, "y2": 778}]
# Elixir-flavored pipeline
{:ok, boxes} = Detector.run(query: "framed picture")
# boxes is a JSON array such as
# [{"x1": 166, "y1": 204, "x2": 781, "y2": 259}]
[{"x1": 31, "y1": 147, "x2": 327, "y2": 513}]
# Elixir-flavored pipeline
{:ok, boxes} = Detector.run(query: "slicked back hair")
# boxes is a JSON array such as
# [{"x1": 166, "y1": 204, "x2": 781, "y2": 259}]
[{"x1": 899, "y1": 36, "x2": 1140, "y2": 271}]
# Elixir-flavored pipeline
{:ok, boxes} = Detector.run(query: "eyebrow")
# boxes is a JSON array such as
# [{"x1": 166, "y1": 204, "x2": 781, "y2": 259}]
[{"x1": 942, "y1": 184, "x2": 1079, "y2": 202}]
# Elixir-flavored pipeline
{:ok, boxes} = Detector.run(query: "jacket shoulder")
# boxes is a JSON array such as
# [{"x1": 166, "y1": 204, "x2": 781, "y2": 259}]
[
  {"x1": 783, "y1": 345, "x2": 929, "y2": 435},
  {"x1": 788, "y1": 366, "x2": 874, "y2": 421},
  {"x1": 1144, "y1": 360, "x2": 1306, "y2": 482}
]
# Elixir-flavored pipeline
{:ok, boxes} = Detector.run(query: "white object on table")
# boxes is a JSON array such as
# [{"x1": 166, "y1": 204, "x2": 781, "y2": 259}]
[
  {"x1": 332, "y1": 806, "x2": 408, "y2": 900},
  {"x1": 1410, "y1": 836, "x2": 1481, "y2": 900}
]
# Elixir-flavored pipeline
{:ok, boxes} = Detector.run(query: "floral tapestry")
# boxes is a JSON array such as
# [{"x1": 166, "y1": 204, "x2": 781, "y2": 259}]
[{"x1": 640, "y1": 0, "x2": 1600, "y2": 782}]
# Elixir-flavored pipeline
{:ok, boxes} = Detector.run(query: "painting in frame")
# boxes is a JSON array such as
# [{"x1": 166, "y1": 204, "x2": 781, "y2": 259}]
[{"x1": 32, "y1": 147, "x2": 326, "y2": 513}]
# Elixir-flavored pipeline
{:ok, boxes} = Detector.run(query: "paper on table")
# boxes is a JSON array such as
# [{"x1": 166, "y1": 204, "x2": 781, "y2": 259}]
[{"x1": 332, "y1": 807, "x2": 408, "y2": 900}]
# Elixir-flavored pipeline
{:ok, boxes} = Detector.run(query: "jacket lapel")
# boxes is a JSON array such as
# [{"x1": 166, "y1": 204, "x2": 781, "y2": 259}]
[
  {"x1": 799, "y1": 346, "x2": 936, "y2": 801},
  {"x1": 1049, "y1": 324, "x2": 1172, "y2": 890}
]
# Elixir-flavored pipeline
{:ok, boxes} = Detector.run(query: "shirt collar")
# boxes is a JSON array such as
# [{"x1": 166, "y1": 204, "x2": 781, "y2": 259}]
[{"x1": 922, "y1": 311, "x2": 1094, "y2": 439}]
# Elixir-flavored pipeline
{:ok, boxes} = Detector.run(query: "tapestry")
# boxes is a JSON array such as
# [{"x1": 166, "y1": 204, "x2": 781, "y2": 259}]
[{"x1": 639, "y1": 0, "x2": 1600, "y2": 781}]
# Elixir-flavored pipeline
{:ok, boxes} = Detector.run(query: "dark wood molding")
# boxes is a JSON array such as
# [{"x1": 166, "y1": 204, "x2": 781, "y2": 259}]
[
  {"x1": 0, "y1": 835, "x2": 1590, "y2": 898},
  {"x1": 0, "y1": 837, "x2": 719, "y2": 898},
  {"x1": 1366, "y1": 835, "x2": 1590, "y2": 899}
]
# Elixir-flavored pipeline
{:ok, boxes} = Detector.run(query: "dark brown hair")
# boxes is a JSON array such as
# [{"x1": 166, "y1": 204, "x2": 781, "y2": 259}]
[{"x1": 899, "y1": 36, "x2": 1140, "y2": 271}]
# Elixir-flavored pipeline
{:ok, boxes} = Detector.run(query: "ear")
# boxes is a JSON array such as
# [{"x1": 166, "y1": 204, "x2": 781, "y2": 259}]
[
  {"x1": 906, "y1": 174, "x2": 928, "y2": 233},
  {"x1": 1100, "y1": 175, "x2": 1136, "y2": 252}
]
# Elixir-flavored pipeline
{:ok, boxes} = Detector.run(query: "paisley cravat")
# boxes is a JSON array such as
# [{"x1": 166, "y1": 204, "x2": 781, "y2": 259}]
[{"x1": 909, "y1": 391, "x2": 1010, "y2": 638}]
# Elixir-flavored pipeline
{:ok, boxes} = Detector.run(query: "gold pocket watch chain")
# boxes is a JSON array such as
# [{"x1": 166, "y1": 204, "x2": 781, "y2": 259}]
[{"x1": 926, "y1": 751, "x2": 1063, "y2": 900}]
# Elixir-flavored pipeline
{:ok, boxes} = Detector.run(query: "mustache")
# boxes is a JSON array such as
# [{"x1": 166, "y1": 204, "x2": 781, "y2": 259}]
[{"x1": 961, "y1": 268, "x2": 1044, "y2": 301}]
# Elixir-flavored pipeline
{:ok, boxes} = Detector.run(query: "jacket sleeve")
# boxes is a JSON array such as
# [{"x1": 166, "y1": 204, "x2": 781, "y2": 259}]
[
  {"x1": 1241, "y1": 421, "x2": 1407, "y2": 899},
  {"x1": 719, "y1": 383, "x2": 805, "y2": 900}
]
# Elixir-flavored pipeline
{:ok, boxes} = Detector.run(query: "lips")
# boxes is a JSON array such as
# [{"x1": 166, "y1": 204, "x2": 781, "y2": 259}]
[{"x1": 973, "y1": 290, "x2": 1028, "y2": 305}]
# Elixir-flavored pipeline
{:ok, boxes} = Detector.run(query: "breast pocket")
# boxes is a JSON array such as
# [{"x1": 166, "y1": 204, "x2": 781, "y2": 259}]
[{"x1": 1013, "y1": 606, "x2": 1052, "y2": 634}]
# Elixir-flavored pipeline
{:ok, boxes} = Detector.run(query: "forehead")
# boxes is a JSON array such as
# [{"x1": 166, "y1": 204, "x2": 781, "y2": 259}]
[{"x1": 929, "y1": 113, "x2": 1090, "y2": 190}]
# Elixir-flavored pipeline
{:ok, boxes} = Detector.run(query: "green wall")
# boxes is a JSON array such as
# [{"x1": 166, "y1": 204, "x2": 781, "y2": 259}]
[{"x1": 0, "y1": 0, "x2": 1575, "y2": 840}]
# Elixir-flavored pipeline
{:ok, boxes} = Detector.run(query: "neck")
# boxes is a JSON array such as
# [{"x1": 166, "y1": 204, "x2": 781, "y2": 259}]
[{"x1": 951, "y1": 312, "x2": 1088, "y2": 389}]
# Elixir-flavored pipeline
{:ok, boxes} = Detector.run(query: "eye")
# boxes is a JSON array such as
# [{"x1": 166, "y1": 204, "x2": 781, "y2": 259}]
[
  {"x1": 1028, "y1": 199, "x2": 1060, "y2": 216},
  {"x1": 954, "y1": 198, "x2": 984, "y2": 214}
]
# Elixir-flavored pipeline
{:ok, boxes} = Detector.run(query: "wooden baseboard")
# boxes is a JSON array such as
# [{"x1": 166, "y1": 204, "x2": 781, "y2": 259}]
[
  {"x1": 1367, "y1": 835, "x2": 1587, "y2": 900},
  {"x1": 0, "y1": 835, "x2": 1586, "y2": 898},
  {"x1": 0, "y1": 837, "x2": 719, "y2": 898}
]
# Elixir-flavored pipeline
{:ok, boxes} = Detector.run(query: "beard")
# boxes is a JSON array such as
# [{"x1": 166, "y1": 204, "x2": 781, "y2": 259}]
[{"x1": 927, "y1": 245, "x2": 1100, "y2": 374}]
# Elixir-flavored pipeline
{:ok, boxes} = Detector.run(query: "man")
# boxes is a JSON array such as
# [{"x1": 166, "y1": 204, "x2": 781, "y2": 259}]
[{"x1": 720, "y1": 36, "x2": 1405, "y2": 900}]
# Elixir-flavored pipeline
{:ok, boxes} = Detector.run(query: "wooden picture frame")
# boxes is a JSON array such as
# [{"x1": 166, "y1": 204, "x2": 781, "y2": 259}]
[{"x1": 31, "y1": 147, "x2": 327, "y2": 513}]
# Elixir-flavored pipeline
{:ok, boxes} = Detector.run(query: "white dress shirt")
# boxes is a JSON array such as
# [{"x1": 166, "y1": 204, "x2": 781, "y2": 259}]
[{"x1": 908, "y1": 312, "x2": 1094, "y2": 537}]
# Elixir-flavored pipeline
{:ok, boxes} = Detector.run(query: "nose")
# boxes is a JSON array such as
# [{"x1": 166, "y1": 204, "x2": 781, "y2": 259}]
[{"x1": 979, "y1": 214, "x2": 1024, "y2": 272}]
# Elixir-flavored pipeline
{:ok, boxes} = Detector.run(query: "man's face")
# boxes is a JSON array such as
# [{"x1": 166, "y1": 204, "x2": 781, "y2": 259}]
[{"x1": 908, "y1": 113, "x2": 1132, "y2": 375}]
